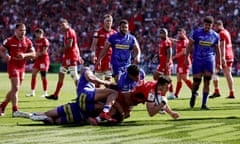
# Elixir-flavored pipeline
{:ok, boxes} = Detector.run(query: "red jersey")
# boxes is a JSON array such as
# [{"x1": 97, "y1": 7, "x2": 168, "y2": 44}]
[
  {"x1": 158, "y1": 38, "x2": 173, "y2": 66},
  {"x1": 176, "y1": 37, "x2": 191, "y2": 67},
  {"x1": 63, "y1": 28, "x2": 79, "y2": 61},
  {"x1": 3, "y1": 36, "x2": 33, "y2": 68},
  {"x1": 34, "y1": 37, "x2": 50, "y2": 62},
  {"x1": 219, "y1": 29, "x2": 234, "y2": 61},
  {"x1": 132, "y1": 80, "x2": 157, "y2": 102},
  {"x1": 94, "y1": 28, "x2": 117, "y2": 60}
]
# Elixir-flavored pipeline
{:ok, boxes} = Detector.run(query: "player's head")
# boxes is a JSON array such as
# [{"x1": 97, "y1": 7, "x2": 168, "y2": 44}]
[
  {"x1": 103, "y1": 14, "x2": 113, "y2": 29},
  {"x1": 34, "y1": 28, "x2": 44, "y2": 38},
  {"x1": 203, "y1": 16, "x2": 214, "y2": 32},
  {"x1": 159, "y1": 28, "x2": 168, "y2": 39},
  {"x1": 59, "y1": 18, "x2": 69, "y2": 31},
  {"x1": 119, "y1": 19, "x2": 129, "y2": 35},
  {"x1": 215, "y1": 20, "x2": 224, "y2": 32},
  {"x1": 127, "y1": 64, "x2": 140, "y2": 82},
  {"x1": 155, "y1": 75, "x2": 172, "y2": 95},
  {"x1": 15, "y1": 23, "x2": 26, "y2": 39},
  {"x1": 177, "y1": 28, "x2": 186, "y2": 39}
]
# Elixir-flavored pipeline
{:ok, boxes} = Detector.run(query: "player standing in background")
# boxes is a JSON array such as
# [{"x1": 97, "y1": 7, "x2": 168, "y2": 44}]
[
  {"x1": 209, "y1": 20, "x2": 235, "y2": 99},
  {"x1": 185, "y1": 16, "x2": 221, "y2": 110},
  {"x1": 46, "y1": 18, "x2": 84, "y2": 100},
  {"x1": 169, "y1": 28, "x2": 192, "y2": 99},
  {"x1": 96, "y1": 19, "x2": 141, "y2": 82},
  {"x1": 90, "y1": 14, "x2": 117, "y2": 87},
  {"x1": 26, "y1": 28, "x2": 50, "y2": 97},
  {"x1": 0, "y1": 23, "x2": 35, "y2": 117},
  {"x1": 154, "y1": 28, "x2": 174, "y2": 98}
]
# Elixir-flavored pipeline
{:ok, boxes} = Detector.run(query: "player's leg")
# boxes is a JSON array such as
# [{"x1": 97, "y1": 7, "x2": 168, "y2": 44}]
[
  {"x1": 223, "y1": 63, "x2": 235, "y2": 98},
  {"x1": 26, "y1": 68, "x2": 39, "y2": 97},
  {"x1": 46, "y1": 66, "x2": 66, "y2": 100},
  {"x1": 69, "y1": 66, "x2": 79, "y2": 86},
  {"x1": 174, "y1": 73, "x2": 182, "y2": 98},
  {"x1": 209, "y1": 68, "x2": 221, "y2": 98},
  {"x1": 40, "y1": 71, "x2": 48, "y2": 97}
]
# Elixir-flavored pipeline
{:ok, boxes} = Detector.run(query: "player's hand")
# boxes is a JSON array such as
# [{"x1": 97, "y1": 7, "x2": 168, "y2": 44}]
[
  {"x1": 95, "y1": 60, "x2": 101, "y2": 69},
  {"x1": 13, "y1": 53, "x2": 25, "y2": 60},
  {"x1": 184, "y1": 58, "x2": 189, "y2": 68},
  {"x1": 4, "y1": 55, "x2": 11, "y2": 62},
  {"x1": 78, "y1": 56, "x2": 84, "y2": 64},
  {"x1": 91, "y1": 56, "x2": 97, "y2": 64},
  {"x1": 221, "y1": 58, "x2": 226, "y2": 69},
  {"x1": 170, "y1": 112, "x2": 180, "y2": 119},
  {"x1": 133, "y1": 57, "x2": 140, "y2": 64}
]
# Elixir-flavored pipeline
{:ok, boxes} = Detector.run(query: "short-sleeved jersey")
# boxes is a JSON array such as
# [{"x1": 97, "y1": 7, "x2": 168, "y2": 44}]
[
  {"x1": 132, "y1": 80, "x2": 157, "y2": 102},
  {"x1": 158, "y1": 38, "x2": 173, "y2": 65},
  {"x1": 219, "y1": 29, "x2": 233, "y2": 61},
  {"x1": 117, "y1": 71, "x2": 137, "y2": 93},
  {"x1": 63, "y1": 28, "x2": 79, "y2": 61},
  {"x1": 3, "y1": 36, "x2": 33, "y2": 67},
  {"x1": 176, "y1": 37, "x2": 191, "y2": 67},
  {"x1": 108, "y1": 32, "x2": 139, "y2": 66},
  {"x1": 34, "y1": 37, "x2": 50, "y2": 62},
  {"x1": 77, "y1": 70, "x2": 94, "y2": 97},
  {"x1": 190, "y1": 28, "x2": 219, "y2": 60},
  {"x1": 94, "y1": 28, "x2": 117, "y2": 60}
]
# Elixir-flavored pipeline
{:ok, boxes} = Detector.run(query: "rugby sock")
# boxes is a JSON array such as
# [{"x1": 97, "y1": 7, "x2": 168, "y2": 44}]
[
  {"x1": 214, "y1": 88, "x2": 220, "y2": 94},
  {"x1": 175, "y1": 81, "x2": 182, "y2": 96},
  {"x1": 42, "y1": 78, "x2": 48, "y2": 91},
  {"x1": 185, "y1": 79, "x2": 192, "y2": 89},
  {"x1": 229, "y1": 90, "x2": 234, "y2": 97},
  {"x1": 12, "y1": 105, "x2": 18, "y2": 112},
  {"x1": 31, "y1": 77, "x2": 37, "y2": 90},
  {"x1": 0, "y1": 101, "x2": 8, "y2": 109},
  {"x1": 103, "y1": 105, "x2": 110, "y2": 113},
  {"x1": 169, "y1": 83, "x2": 173, "y2": 93},
  {"x1": 202, "y1": 92, "x2": 208, "y2": 105},
  {"x1": 54, "y1": 82, "x2": 63, "y2": 96}
]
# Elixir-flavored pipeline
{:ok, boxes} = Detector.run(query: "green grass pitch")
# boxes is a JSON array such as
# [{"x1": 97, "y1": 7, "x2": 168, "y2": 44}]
[{"x1": 0, "y1": 72, "x2": 239, "y2": 144}]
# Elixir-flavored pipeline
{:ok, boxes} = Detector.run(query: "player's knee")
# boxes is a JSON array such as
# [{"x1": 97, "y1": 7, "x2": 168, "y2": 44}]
[
  {"x1": 69, "y1": 66, "x2": 79, "y2": 81},
  {"x1": 40, "y1": 71, "x2": 46, "y2": 78},
  {"x1": 204, "y1": 76, "x2": 212, "y2": 81},
  {"x1": 193, "y1": 77, "x2": 201, "y2": 84}
]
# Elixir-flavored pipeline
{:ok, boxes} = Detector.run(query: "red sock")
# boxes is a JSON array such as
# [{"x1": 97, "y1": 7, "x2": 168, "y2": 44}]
[
  {"x1": 169, "y1": 83, "x2": 173, "y2": 93},
  {"x1": 54, "y1": 82, "x2": 63, "y2": 96},
  {"x1": 42, "y1": 78, "x2": 48, "y2": 91},
  {"x1": 185, "y1": 79, "x2": 192, "y2": 89},
  {"x1": 214, "y1": 88, "x2": 220, "y2": 94},
  {"x1": 230, "y1": 91, "x2": 234, "y2": 97},
  {"x1": 12, "y1": 105, "x2": 18, "y2": 112},
  {"x1": 175, "y1": 81, "x2": 182, "y2": 96},
  {"x1": 31, "y1": 77, "x2": 37, "y2": 90},
  {"x1": 0, "y1": 101, "x2": 8, "y2": 109}
]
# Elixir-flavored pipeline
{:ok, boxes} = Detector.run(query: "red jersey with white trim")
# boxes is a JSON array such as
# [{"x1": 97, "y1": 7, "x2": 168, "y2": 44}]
[
  {"x1": 158, "y1": 38, "x2": 173, "y2": 66},
  {"x1": 3, "y1": 36, "x2": 33, "y2": 68},
  {"x1": 63, "y1": 27, "x2": 79, "y2": 61},
  {"x1": 94, "y1": 28, "x2": 117, "y2": 62},
  {"x1": 219, "y1": 29, "x2": 234, "y2": 61},
  {"x1": 34, "y1": 37, "x2": 50, "y2": 62},
  {"x1": 176, "y1": 36, "x2": 191, "y2": 67},
  {"x1": 132, "y1": 80, "x2": 157, "y2": 102}
]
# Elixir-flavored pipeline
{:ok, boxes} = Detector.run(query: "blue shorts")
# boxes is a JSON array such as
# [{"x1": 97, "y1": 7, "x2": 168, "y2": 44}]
[
  {"x1": 57, "y1": 102, "x2": 87, "y2": 124},
  {"x1": 192, "y1": 57, "x2": 215, "y2": 74},
  {"x1": 77, "y1": 87, "x2": 96, "y2": 112},
  {"x1": 111, "y1": 64, "x2": 130, "y2": 77}
]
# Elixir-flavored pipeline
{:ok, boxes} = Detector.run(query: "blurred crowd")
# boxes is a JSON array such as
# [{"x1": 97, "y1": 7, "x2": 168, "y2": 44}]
[{"x1": 0, "y1": 0, "x2": 240, "y2": 74}]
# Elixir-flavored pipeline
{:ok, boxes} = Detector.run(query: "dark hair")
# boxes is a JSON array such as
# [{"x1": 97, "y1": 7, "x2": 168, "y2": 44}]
[
  {"x1": 178, "y1": 28, "x2": 186, "y2": 34},
  {"x1": 154, "y1": 75, "x2": 171, "y2": 97},
  {"x1": 127, "y1": 64, "x2": 140, "y2": 77},
  {"x1": 15, "y1": 23, "x2": 25, "y2": 29},
  {"x1": 119, "y1": 19, "x2": 128, "y2": 25},
  {"x1": 216, "y1": 20, "x2": 223, "y2": 26},
  {"x1": 204, "y1": 16, "x2": 214, "y2": 24},
  {"x1": 35, "y1": 28, "x2": 44, "y2": 34},
  {"x1": 159, "y1": 28, "x2": 168, "y2": 36}
]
